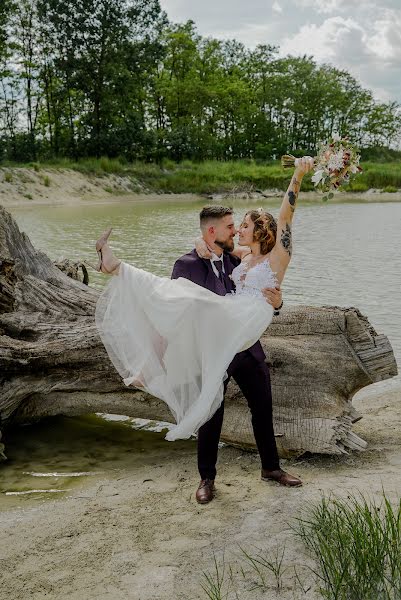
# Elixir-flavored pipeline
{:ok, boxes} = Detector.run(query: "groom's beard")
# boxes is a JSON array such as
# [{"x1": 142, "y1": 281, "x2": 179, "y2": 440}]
[{"x1": 215, "y1": 238, "x2": 235, "y2": 253}]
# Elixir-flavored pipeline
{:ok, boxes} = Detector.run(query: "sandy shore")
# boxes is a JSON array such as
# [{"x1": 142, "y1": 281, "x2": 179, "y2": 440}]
[
  {"x1": 1, "y1": 166, "x2": 401, "y2": 207},
  {"x1": 1, "y1": 385, "x2": 401, "y2": 600}
]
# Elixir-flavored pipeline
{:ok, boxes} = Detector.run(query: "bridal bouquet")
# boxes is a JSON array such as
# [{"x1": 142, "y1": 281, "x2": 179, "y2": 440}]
[{"x1": 281, "y1": 134, "x2": 362, "y2": 201}]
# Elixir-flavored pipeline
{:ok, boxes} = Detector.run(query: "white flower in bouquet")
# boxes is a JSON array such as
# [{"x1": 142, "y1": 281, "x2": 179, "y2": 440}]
[
  {"x1": 311, "y1": 169, "x2": 325, "y2": 185},
  {"x1": 327, "y1": 150, "x2": 345, "y2": 172}
]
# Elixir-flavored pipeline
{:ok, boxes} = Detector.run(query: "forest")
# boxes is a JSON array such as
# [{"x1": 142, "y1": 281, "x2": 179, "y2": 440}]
[{"x1": 0, "y1": 0, "x2": 400, "y2": 165}]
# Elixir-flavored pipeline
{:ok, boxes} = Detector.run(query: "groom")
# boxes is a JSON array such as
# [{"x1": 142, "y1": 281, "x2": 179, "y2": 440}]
[{"x1": 172, "y1": 206, "x2": 302, "y2": 504}]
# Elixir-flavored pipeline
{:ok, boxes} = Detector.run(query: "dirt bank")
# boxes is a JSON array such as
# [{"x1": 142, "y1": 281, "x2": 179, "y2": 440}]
[
  {"x1": 1, "y1": 166, "x2": 401, "y2": 207},
  {"x1": 1, "y1": 384, "x2": 401, "y2": 600}
]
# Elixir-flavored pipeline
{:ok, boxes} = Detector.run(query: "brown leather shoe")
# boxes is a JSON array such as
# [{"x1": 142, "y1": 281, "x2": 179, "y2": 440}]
[
  {"x1": 261, "y1": 468, "x2": 302, "y2": 487},
  {"x1": 196, "y1": 479, "x2": 215, "y2": 504}
]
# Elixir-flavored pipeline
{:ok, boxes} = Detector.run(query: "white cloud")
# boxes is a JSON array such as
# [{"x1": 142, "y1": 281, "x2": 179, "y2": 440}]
[
  {"x1": 280, "y1": 11, "x2": 401, "y2": 102},
  {"x1": 369, "y1": 9, "x2": 401, "y2": 63},
  {"x1": 160, "y1": 0, "x2": 401, "y2": 102},
  {"x1": 293, "y1": 0, "x2": 353, "y2": 14},
  {"x1": 280, "y1": 16, "x2": 367, "y2": 63},
  {"x1": 272, "y1": 1, "x2": 283, "y2": 13}
]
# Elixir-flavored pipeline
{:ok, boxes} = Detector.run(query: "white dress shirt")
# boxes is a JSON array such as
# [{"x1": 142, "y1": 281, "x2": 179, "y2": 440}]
[{"x1": 210, "y1": 252, "x2": 225, "y2": 278}]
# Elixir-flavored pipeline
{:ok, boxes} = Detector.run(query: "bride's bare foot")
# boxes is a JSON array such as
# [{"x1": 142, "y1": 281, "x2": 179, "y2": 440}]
[{"x1": 95, "y1": 228, "x2": 121, "y2": 274}]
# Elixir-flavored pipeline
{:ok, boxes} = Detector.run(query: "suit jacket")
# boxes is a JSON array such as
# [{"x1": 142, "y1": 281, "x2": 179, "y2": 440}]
[{"x1": 171, "y1": 249, "x2": 266, "y2": 362}]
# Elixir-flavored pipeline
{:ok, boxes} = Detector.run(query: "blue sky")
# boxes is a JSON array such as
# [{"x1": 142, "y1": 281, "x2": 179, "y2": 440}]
[{"x1": 160, "y1": 0, "x2": 401, "y2": 104}]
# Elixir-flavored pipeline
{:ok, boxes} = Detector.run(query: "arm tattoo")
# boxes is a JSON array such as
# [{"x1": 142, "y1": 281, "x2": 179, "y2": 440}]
[
  {"x1": 288, "y1": 191, "x2": 296, "y2": 213},
  {"x1": 287, "y1": 178, "x2": 300, "y2": 214},
  {"x1": 280, "y1": 223, "x2": 292, "y2": 257}
]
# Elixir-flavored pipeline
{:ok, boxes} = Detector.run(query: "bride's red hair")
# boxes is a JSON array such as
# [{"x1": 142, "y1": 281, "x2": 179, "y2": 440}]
[{"x1": 245, "y1": 210, "x2": 277, "y2": 255}]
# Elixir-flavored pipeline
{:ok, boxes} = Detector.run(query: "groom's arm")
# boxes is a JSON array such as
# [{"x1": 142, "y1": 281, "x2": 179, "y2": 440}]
[
  {"x1": 172, "y1": 255, "x2": 207, "y2": 288},
  {"x1": 171, "y1": 258, "x2": 189, "y2": 280}
]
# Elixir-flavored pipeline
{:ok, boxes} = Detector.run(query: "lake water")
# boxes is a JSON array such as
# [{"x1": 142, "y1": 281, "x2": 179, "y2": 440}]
[
  {"x1": 9, "y1": 195, "x2": 401, "y2": 366},
  {"x1": 2, "y1": 195, "x2": 400, "y2": 504}
]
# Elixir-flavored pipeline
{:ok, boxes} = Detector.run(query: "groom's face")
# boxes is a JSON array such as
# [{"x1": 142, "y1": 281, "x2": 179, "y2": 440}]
[{"x1": 214, "y1": 215, "x2": 237, "y2": 252}]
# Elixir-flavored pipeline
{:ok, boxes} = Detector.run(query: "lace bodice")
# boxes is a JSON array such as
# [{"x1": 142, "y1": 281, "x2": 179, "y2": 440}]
[{"x1": 231, "y1": 259, "x2": 278, "y2": 299}]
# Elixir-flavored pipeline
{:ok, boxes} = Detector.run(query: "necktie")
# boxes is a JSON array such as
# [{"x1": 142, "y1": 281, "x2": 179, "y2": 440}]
[
  {"x1": 214, "y1": 259, "x2": 229, "y2": 292},
  {"x1": 214, "y1": 259, "x2": 224, "y2": 281}
]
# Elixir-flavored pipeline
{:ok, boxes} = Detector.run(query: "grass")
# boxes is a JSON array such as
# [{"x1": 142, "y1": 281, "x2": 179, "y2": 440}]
[
  {"x1": 199, "y1": 492, "x2": 401, "y2": 599},
  {"x1": 130, "y1": 159, "x2": 293, "y2": 193},
  {"x1": 239, "y1": 545, "x2": 286, "y2": 591},
  {"x1": 382, "y1": 185, "x2": 399, "y2": 193},
  {"x1": 1, "y1": 157, "x2": 401, "y2": 195},
  {"x1": 200, "y1": 548, "x2": 289, "y2": 599},
  {"x1": 201, "y1": 555, "x2": 229, "y2": 600},
  {"x1": 294, "y1": 492, "x2": 401, "y2": 600}
]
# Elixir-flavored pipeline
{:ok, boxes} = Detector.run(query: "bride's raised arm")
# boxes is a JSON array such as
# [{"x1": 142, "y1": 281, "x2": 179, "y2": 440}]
[{"x1": 270, "y1": 156, "x2": 314, "y2": 282}]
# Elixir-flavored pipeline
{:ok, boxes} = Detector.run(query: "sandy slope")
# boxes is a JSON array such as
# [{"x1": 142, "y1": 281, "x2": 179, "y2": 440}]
[
  {"x1": 1, "y1": 385, "x2": 401, "y2": 600},
  {"x1": 1, "y1": 166, "x2": 401, "y2": 207},
  {"x1": 0, "y1": 166, "x2": 149, "y2": 207}
]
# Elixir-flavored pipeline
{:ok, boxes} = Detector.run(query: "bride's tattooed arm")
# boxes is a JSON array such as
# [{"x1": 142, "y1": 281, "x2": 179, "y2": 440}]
[
  {"x1": 270, "y1": 157, "x2": 314, "y2": 282},
  {"x1": 278, "y1": 174, "x2": 301, "y2": 257}
]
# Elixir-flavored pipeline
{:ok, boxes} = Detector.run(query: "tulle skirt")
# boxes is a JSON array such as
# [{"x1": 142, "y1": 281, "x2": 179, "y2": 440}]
[{"x1": 95, "y1": 262, "x2": 273, "y2": 440}]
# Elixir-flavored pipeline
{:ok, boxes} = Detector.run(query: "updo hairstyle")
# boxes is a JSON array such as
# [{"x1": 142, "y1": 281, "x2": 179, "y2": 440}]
[{"x1": 245, "y1": 208, "x2": 277, "y2": 255}]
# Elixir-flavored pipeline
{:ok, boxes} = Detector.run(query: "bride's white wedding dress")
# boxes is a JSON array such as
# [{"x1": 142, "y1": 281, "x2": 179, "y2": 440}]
[{"x1": 95, "y1": 258, "x2": 278, "y2": 440}]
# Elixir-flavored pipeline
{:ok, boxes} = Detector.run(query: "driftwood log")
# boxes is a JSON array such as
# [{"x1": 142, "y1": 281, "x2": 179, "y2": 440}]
[
  {"x1": 53, "y1": 258, "x2": 89, "y2": 285},
  {"x1": 0, "y1": 205, "x2": 398, "y2": 460}
]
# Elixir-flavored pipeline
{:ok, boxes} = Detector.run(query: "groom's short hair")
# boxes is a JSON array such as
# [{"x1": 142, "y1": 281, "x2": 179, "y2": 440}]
[{"x1": 200, "y1": 205, "x2": 233, "y2": 228}]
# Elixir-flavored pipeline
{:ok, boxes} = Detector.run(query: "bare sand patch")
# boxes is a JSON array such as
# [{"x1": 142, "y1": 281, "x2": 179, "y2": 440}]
[{"x1": 0, "y1": 384, "x2": 400, "y2": 600}]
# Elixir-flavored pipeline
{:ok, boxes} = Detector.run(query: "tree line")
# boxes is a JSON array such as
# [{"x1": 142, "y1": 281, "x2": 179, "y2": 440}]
[{"x1": 0, "y1": 0, "x2": 400, "y2": 163}]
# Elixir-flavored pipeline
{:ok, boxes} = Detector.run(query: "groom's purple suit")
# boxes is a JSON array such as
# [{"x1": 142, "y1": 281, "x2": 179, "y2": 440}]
[{"x1": 172, "y1": 250, "x2": 280, "y2": 480}]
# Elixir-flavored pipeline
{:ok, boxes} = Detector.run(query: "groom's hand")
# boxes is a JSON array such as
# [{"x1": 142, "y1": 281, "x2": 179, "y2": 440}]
[{"x1": 262, "y1": 285, "x2": 282, "y2": 309}]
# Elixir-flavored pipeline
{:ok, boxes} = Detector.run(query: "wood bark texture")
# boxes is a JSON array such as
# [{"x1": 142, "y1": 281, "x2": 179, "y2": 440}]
[{"x1": 0, "y1": 205, "x2": 398, "y2": 460}]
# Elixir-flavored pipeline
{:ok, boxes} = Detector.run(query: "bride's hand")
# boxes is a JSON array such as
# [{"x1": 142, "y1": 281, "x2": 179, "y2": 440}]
[
  {"x1": 294, "y1": 156, "x2": 314, "y2": 177},
  {"x1": 195, "y1": 237, "x2": 213, "y2": 259}
]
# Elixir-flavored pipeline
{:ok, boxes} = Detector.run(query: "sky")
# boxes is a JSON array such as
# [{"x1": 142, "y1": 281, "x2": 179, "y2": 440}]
[{"x1": 159, "y1": 0, "x2": 401, "y2": 104}]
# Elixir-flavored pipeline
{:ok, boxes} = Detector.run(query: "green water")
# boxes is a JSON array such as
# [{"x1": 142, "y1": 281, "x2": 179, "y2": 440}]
[
  {"x1": 2, "y1": 195, "x2": 401, "y2": 507},
  {"x1": 10, "y1": 195, "x2": 401, "y2": 357},
  {"x1": 0, "y1": 414, "x2": 192, "y2": 509}
]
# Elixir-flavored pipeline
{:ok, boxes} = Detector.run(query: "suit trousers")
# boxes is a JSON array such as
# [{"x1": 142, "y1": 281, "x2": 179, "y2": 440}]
[{"x1": 197, "y1": 350, "x2": 280, "y2": 480}]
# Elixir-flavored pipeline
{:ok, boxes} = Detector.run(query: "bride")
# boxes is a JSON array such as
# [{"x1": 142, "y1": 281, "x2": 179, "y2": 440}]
[{"x1": 94, "y1": 157, "x2": 314, "y2": 441}]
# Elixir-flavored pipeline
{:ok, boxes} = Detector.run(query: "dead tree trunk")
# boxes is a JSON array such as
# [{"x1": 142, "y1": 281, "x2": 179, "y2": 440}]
[{"x1": 0, "y1": 205, "x2": 398, "y2": 460}]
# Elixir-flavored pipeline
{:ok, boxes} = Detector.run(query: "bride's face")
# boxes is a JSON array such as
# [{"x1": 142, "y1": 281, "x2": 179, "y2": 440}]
[{"x1": 238, "y1": 214, "x2": 254, "y2": 246}]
